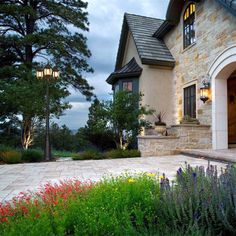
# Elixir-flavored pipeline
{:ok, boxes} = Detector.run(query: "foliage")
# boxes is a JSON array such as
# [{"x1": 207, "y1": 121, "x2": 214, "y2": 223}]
[
  {"x1": 105, "y1": 149, "x2": 141, "y2": 159},
  {"x1": 153, "y1": 111, "x2": 166, "y2": 126},
  {"x1": 22, "y1": 149, "x2": 43, "y2": 163},
  {"x1": 83, "y1": 99, "x2": 116, "y2": 150},
  {"x1": 33, "y1": 123, "x2": 92, "y2": 152},
  {"x1": 107, "y1": 91, "x2": 153, "y2": 149},
  {"x1": 0, "y1": 175, "x2": 157, "y2": 236},
  {"x1": 1, "y1": 164, "x2": 236, "y2": 235},
  {"x1": 0, "y1": 145, "x2": 12, "y2": 161},
  {"x1": 85, "y1": 92, "x2": 153, "y2": 150},
  {"x1": 1, "y1": 151, "x2": 22, "y2": 164},
  {"x1": 72, "y1": 150, "x2": 103, "y2": 160},
  {"x1": 0, "y1": 0, "x2": 93, "y2": 149},
  {"x1": 53, "y1": 150, "x2": 78, "y2": 158}
]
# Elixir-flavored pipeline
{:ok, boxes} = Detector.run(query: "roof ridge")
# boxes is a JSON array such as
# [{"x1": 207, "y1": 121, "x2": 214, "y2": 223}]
[{"x1": 124, "y1": 12, "x2": 164, "y2": 21}]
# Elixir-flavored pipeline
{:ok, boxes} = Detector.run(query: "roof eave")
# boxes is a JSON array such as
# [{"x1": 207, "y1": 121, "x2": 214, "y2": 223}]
[
  {"x1": 141, "y1": 58, "x2": 175, "y2": 68},
  {"x1": 153, "y1": 20, "x2": 176, "y2": 39},
  {"x1": 106, "y1": 71, "x2": 142, "y2": 85},
  {"x1": 115, "y1": 15, "x2": 129, "y2": 71}
]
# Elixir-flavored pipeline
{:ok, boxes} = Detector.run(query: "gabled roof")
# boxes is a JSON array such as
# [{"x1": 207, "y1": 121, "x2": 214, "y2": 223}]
[
  {"x1": 107, "y1": 57, "x2": 142, "y2": 85},
  {"x1": 115, "y1": 13, "x2": 175, "y2": 71},
  {"x1": 154, "y1": 0, "x2": 236, "y2": 39}
]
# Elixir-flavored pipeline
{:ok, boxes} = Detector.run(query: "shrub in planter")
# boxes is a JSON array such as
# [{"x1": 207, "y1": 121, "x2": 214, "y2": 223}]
[
  {"x1": 1, "y1": 151, "x2": 22, "y2": 164},
  {"x1": 22, "y1": 149, "x2": 43, "y2": 162},
  {"x1": 72, "y1": 150, "x2": 103, "y2": 160}
]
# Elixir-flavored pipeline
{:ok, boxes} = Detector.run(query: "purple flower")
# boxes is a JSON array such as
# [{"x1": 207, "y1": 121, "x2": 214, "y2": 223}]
[{"x1": 192, "y1": 172, "x2": 197, "y2": 178}]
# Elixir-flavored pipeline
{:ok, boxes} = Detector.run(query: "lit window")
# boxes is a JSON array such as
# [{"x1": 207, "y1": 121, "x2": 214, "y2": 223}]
[
  {"x1": 184, "y1": 84, "x2": 196, "y2": 118},
  {"x1": 122, "y1": 81, "x2": 133, "y2": 92},
  {"x1": 183, "y1": 3, "x2": 196, "y2": 49}
]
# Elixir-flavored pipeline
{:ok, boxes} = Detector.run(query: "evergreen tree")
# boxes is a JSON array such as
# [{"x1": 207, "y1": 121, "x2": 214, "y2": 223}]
[{"x1": 0, "y1": 0, "x2": 93, "y2": 148}]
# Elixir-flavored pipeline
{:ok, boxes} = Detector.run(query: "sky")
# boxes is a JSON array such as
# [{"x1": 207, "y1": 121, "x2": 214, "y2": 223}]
[{"x1": 56, "y1": 0, "x2": 170, "y2": 130}]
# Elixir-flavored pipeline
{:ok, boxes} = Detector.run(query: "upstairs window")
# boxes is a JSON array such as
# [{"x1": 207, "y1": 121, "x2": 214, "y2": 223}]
[
  {"x1": 183, "y1": 3, "x2": 196, "y2": 49},
  {"x1": 122, "y1": 81, "x2": 133, "y2": 92},
  {"x1": 184, "y1": 84, "x2": 196, "y2": 118}
]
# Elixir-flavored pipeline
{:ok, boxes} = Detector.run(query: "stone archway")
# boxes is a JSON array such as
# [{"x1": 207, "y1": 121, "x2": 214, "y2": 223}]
[{"x1": 208, "y1": 45, "x2": 236, "y2": 150}]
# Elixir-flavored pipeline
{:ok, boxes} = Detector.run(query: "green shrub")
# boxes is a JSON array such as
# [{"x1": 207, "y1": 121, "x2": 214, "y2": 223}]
[
  {"x1": 0, "y1": 145, "x2": 12, "y2": 161},
  {"x1": 1, "y1": 151, "x2": 22, "y2": 164},
  {"x1": 22, "y1": 149, "x2": 43, "y2": 162},
  {"x1": 105, "y1": 149, "x2": 141, "y2": 158},
  {"x1": 72, "y1": 150, "x2": 104, "y2": 160}
]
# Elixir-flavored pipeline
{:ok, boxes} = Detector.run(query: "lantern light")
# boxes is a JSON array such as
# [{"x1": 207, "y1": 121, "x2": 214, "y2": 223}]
[
  {"x1": 36, "y1": 68, "x2": 44, "y2": 79},
  {"x1": 52, "y1": 67, "x2": 59, "y2": 79},
  {"x1": 44, "y1": 64, "x2": 53, "y2": 77},
  {"x1": 200, "y1": 81, "x2": 210, "y2": 103}
]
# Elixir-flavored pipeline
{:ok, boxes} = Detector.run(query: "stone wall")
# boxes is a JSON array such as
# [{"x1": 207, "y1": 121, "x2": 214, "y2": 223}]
[
  {"x1": 138, "y1": 125, "x2": 212, "y2": 156},
  {"x1": 164, "y1": 0, "x2": 236, "y2": 126}
]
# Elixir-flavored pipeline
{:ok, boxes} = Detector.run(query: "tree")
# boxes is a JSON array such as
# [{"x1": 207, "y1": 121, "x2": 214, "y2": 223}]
[
  {"x1": 84, "y1": 98, "x2": 116, "y2": 150},
  {"x1": 84, "y1": 92, "x2": 153, "y2": 150},
  {"x1": 108, "y1": 91, "x2": 153, "y2": 149},
  {"x1": 0, "y1": 0, "x2": 93, "y2": 148}
]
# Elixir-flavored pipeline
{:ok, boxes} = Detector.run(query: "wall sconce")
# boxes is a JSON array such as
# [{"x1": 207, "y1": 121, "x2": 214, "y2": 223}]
[{"x1": 200, "y1": 76, "x2": 210, "y2": 103}]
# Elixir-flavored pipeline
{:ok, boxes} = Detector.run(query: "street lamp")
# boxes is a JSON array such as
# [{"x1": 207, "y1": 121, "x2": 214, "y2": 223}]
[{"x1": 36, "y1": 64, "x2": 59, "y2": 161}]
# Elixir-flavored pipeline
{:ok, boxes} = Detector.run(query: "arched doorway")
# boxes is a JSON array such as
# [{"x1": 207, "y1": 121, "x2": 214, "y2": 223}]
[
  {"x1": 228, "y1": 71, "x2": 236, "y2": 146},
  {"x1": 209, "y1": 45, "x2": 236, "y2": 150}
]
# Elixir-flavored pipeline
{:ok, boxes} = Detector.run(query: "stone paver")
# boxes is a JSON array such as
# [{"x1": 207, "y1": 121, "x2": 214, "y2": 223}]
[{"x1": 0, "y1": 155, "x2": 227, "y2": 202}]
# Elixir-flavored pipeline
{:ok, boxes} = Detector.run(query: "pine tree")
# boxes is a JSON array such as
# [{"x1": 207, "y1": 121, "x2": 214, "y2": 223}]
[{"x1": 0, "y1": 0, "x2": 93, "y2": 148}]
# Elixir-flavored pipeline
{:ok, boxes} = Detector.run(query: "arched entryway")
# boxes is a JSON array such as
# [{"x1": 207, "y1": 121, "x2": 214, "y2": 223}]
[
  {"x1": 228, "y1": 71, "x2": 236, "y2": 146},
  {"x1": 209, "y1": 45, "x2": 236, "y2": 150}
]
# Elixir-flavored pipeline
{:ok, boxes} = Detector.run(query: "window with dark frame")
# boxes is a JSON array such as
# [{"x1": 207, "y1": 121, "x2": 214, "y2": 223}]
[
  {"x1": 183, "y1": 3, "x2": 196, "y2": 49},
  {"x1": 184, "y1": 84, "x2": 196, "y2": 118},
  {"x1": 122, "y1": 81, "x2": 133, "y2": 92}
]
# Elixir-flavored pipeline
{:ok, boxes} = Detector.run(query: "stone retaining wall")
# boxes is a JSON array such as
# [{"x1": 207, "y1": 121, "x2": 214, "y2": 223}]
[{"x1": 138, "y1": 124, "x2": 212, "y2": 156}]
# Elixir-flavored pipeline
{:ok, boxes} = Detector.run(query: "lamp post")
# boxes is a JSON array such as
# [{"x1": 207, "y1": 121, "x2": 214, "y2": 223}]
[{"x1": 36, "y1": 64, "x2": 59, "y2": 161}]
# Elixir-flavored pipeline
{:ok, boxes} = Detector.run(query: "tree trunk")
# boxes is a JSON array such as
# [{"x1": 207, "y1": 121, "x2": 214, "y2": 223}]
[{"x1": 21, "y1": 117, "x2": 33, "y2": 149}]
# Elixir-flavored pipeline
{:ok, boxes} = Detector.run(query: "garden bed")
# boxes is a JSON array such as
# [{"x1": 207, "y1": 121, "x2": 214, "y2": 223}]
[{"x1": 0, "y1": 164, "x2": 236, "y2": 235}]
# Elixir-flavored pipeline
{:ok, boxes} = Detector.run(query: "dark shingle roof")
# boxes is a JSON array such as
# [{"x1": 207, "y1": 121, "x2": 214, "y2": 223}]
[
  {"x1": 107, "y1": 57, "x2": 142, "y2": 85},
  {"x1": 115, "y1": 13, "x2": 175, "y2": 70}
]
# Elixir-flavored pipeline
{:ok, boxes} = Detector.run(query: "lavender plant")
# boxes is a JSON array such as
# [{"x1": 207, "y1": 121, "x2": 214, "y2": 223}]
[{"x1": 156, "y1": 163, "x2": 236, "y2": 235}]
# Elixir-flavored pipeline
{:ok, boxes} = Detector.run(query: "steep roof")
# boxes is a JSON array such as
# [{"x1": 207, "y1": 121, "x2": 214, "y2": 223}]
[
  {"x1": 107, "y1": 57, "x2": 142, "y2": 85},
  {"x1": 155, "y1": 0, "x2": 236, "y2": 38},
  {"x1": 115, "y1": 13, "x2": 175, "y2": 70}
]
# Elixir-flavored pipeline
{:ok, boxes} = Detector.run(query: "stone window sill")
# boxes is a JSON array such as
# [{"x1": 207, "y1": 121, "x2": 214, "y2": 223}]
[{"x1": 182, "y1": 42, "x2": 196, "y2": 53}]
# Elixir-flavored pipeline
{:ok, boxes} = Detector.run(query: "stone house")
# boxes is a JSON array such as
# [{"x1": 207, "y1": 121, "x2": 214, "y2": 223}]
[{"x1": 106, "y1": 0, "x2": 236, "y2": 156}]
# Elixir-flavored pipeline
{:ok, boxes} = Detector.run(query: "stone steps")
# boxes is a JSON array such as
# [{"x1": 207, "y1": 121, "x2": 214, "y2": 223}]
[{"x1": 181, "y1": 149, "x2": 236, "y2": 163}]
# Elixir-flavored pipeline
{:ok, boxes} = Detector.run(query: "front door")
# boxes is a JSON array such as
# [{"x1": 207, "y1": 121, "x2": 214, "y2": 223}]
[{"x1": 228, "y1": 76, "x2": 236, "y2": 144}]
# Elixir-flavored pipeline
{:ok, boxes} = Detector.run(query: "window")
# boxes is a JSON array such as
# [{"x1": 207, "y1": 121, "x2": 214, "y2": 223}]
[
  {"x1": 122, "y1": 81, "x2": 133, "y2": 92},
  {"x1": 183, "y1": 3, "x2": 196, "y2": 49},
  {"x1": 114, "y1": 84, "x2": 119, "y2": 93},
  {"x1": 184, "y1": 84, "x2": 196, "y2": 118}
]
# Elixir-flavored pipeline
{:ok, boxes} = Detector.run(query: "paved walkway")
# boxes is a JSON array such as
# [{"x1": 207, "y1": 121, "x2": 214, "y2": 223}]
[
  {"x1": 0, "y1": 155, "x2": 227, "y2": 202},
  {"x1": 182, "y1": 148, "x2": 236, "y2": 163}
]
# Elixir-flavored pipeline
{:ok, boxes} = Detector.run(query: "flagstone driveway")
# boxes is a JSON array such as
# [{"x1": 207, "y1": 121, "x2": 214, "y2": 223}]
[{"x1": 0, "y1": 155, "x2": 227, "y2": 202}]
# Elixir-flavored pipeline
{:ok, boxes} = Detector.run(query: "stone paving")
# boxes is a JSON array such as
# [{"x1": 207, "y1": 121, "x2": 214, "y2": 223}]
[{"x1": 0, "y1": 155, "x2": 227, "y2": 202}]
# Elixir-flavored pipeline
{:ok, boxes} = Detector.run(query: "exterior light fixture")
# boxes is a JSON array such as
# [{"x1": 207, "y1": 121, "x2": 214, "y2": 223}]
[
  {"x1": 200, "y1": 76, "x2": 210, "y2": 103},
  {"x1": 43, "y1": 64, "x2": 53, "y2": 77},
  {"x1": 52, "y1": 67, "x2": 59, "y2": 79},
  {"x1": 36, "y1": 68, "x2": 44, "y2": 79},
  {"x1": 36, "y1": 64, "x2": 60, "y2": 161}
]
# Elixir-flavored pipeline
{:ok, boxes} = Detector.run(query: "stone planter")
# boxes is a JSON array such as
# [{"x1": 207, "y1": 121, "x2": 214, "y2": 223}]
[{"x1": 155, "y1": 125, "x2": 167, "y2": 136}]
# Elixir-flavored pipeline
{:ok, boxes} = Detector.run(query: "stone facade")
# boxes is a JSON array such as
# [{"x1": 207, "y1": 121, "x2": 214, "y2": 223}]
[
  {"x1": 138, "y1": 125, "x2": 212, "y2": 157},
  {"x1": 164, "y1": 0, "x2": 236, "y2": 125}
]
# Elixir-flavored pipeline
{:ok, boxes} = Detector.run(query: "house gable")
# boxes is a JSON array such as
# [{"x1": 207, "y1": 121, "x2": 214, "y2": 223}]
[{"x1": 115, "y1": 13, "x2": 175, "y2": 71}]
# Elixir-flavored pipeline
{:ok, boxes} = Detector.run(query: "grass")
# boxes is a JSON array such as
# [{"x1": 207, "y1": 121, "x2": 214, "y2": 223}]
[{"x1": 52, "y1": 150, "x2": 78, "y2": 158}]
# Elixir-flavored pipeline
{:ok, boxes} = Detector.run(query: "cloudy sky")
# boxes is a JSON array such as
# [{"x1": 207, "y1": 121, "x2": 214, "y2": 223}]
[{"x1": 56, "y1": 0, "x2": 169, "y2": 130}]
